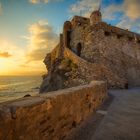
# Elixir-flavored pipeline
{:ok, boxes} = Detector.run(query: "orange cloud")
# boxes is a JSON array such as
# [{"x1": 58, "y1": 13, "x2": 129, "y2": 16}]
[
  {"x1": 25, "y1": 20, "x2": 58, "y2": 61},
  {"x1": 29, "y1": 0, "x2": 48, "y2": 4},
  {"x1": 29, "y1": 0, "x2": 63, "y2": 4},
  {"x1": 69, "y1": 0, "x2": 99, "y2": 17},
  {"x1": 0, "y1": 51, "x2": 12, "y2": 58},
  {"x1": 124, "y1": 0, "x2": 140, "y2": 19}
]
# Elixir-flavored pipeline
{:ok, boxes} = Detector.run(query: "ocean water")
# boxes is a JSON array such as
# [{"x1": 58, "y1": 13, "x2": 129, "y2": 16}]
[{"x1": 0, "y1": 76, "x2": 42, "y2": 103}]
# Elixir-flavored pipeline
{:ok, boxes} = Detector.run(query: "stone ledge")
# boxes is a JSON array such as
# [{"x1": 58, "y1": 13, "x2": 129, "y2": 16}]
[{"x1": 0, "y1": 81, "x2": 107, "y2": 140}]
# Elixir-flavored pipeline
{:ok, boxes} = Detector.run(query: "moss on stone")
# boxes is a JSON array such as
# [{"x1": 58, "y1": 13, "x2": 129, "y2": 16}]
[{"x1": 60, "y1": 58, "x2": 78, "y2": 71}]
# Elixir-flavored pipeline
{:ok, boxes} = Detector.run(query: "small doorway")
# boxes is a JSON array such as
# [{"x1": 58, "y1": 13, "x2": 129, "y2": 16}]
[{"x1": 76, "y1": 43, "x2": 82, "y2": 57}]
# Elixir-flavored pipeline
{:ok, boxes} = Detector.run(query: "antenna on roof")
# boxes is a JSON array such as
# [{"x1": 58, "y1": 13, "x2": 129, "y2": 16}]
[
  {"x1": 98, "y1": 0, "x2": 102, "y2": 11},
  {"x1": 80, "y1": 10, "x2": 82, "y2": 16},
  {"x1": 78, "y1": 0, "x2": 82, "y2": 16},
  {"x1": 134, "y1": 34, "x2": 137, "y2": 42}
]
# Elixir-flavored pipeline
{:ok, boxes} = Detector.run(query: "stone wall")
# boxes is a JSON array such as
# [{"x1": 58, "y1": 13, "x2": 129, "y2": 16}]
[
  {"x1": 64, "y1": 47, "x2": 127, "y2": 88},
  {"x1": 71, "y1": 16, "x2": 90, "y2": 28},
  {"x1": 40, "y1": 15, "x2": 140, "y2": 93},
  {"x1": 90, "y1": 10, "x2": 102, "y2": 25},
  {"x1": 70, "y1": 22, "x2": 140, "y2": 87},
  {"x1": 0, "y1": 81, "x2": 107, "y2": 140},
  {"x1": 63, "y1": 21, "x2": 72, "y2": 49}
]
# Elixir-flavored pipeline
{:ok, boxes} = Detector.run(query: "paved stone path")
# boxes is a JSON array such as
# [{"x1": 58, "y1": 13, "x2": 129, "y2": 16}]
[{"x1": 65, "y1": 88, "x2": 140, "y2": 140}]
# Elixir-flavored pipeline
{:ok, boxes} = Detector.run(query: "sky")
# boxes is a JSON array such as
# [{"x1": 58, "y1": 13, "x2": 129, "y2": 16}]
[{"x1": 0, "y1": 0, "x2": 140, "y2": 75}]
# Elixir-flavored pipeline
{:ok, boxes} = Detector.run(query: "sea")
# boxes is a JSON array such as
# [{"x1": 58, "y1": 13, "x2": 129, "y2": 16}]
[{"x1": 0, "y1": 76, "x2": 42, "y2": 103}]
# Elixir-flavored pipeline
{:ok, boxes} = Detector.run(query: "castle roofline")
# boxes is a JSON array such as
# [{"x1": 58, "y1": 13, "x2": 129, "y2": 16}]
[
  {"x1": 71, "y1": 15, "x2": 90, "y2": 27},
  {"x1": 70, "y1": 15, "x2": 140, "y2": 39},
  {"x1": 71, "y1": 15, "x2": 89, "y2": 22},
  {"x1": 107, "y1": 23, "x2": 140, "y2": 38},
  {"x1": 95, "y1": 22, "x2": 140, "y2": 39}
]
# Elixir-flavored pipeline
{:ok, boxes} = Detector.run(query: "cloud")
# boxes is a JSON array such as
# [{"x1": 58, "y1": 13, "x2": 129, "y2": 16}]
[
  {"x1": 0, "y1": 20, "x2": 58, "y2": 75},
  {"x1": 0, "y1": 39, "x2": 46, "y2": 75},
  {"x1": 0, "y1": 51, "x2": 12, "y2": 58},
  {"x1": 29, "y1": 0, "x2": 63, "y2": 4},
  {"x1": 102, "y1": 0, "x2": 140, "y2": 33},
  {"x1": 124, "y1": 0, "x2": 140, "y2": 19},
  {"x1": 0, "y1": 39, "x2": 29, "y2": 75},
  {"x1": 29, "y1": 0, "x2": 49, "y2": 4},
  {"x1": 69, "y1": 0, "x2": 140, "y2": 33},
  {"x1": 26, "y1": 20, "x2": 58, "y2": 61},
  {"x1": 103, "y1": 0, "x2": 140, "y2": 20},
  {"x1": 117, "y1": 17, "x2": 140, "y2": 33},
  {"x1": 102, "y1": 4, "x2": 123, "y2": 20},
  {"x1": 103, "y1": 0, "x2": 140, "y2": 19},
  {"x1": 69, "y1": 0, "x2": 99, "y2": 17},
  {"x1": 0, "y1": 39, "x2": 24, "y2": 58},
  {"x1": 69, "y1": 0, "x2": 140, "y2": 19}
]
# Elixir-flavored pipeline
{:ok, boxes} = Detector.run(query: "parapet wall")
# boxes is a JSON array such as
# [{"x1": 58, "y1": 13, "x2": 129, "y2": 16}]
[
  {"x1": 69, "y1": 20, "x2": 140, "y2": 87},
  {"x1": 64, "y1": 47, "x2": 127, "y2": 88},
  {"x1": 0, "y1": 81, "x2": 107, "y2": 140},
  {"x1": 71, "y1": 16, "x2": 90, "y2": 27}
]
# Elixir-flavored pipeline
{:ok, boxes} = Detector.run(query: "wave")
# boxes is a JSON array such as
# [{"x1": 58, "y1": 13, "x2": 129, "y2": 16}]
[
  {"x1": 0, "y1": 80, "x2": 36, "y2": 89},
  {"x1": 0, "y1": 76, "x2": 42, "y2": 103}
]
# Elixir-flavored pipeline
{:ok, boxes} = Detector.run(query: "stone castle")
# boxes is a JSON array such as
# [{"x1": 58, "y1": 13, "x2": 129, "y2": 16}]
[
  {"x1": 0, "y1": 8, "x2": 140, "y2": 140},
  {"x1": 40, "y1": 9, "x2": 140, "y2": 93}
]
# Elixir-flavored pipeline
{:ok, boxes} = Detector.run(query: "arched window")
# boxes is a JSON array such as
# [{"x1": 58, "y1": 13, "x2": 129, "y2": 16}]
[
  {"x1": 128, "y1": 36, "x2": 133, "y2": 41},
  {"x1": 67, "y1": 31, "x2": 71, "y2": 49},
  {"x1": 137, "y1": 40, "x2": 140, "y2": 44},
  {"x1": 117, "y1": 34, "x2": 122, "y2": 39},
  {"x1": 76, "y1": 43, "x2": 82, "y2": 56},
  {"x1": 104, "y1": 31, "x2": 111, "y2": 36}
]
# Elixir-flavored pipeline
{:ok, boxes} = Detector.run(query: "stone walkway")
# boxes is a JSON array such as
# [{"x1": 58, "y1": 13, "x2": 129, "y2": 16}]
[{"x1": 65, "y1": 88, "x2": 140, "y2": 140}]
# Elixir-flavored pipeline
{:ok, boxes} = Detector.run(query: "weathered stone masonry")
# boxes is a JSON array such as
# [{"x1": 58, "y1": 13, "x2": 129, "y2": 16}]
[
  {"x1": 40, "y1": 9, "x2": 140, "y2": 93},
  {"x1": 0, "y1": 81, "x2": 107, "y2": 140}
]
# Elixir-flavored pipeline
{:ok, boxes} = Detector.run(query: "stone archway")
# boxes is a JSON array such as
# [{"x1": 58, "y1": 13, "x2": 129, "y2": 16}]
[{"x1": 76, "y1": 43, "x2": 82, "y2": 57}]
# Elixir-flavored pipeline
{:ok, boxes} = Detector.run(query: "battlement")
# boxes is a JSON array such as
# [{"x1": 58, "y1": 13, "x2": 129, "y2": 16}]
[
  {"x1": 95, "y1": 22, "x2": 140, "y2": 42},
  {"x1": 70, "y1": 15, "x2": 140, "y2": 43},
  {"x1": 71, "y1": 16, "x2": 90, "y2": 27}
]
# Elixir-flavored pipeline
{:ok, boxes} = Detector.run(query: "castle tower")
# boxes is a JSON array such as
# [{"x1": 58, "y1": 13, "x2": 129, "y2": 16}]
[
  {"x1": 63, "y1": 21, "x2": 72, "y2": 49},
  {"x1": 90, "y1": 2, "x2": 102, "y2": 25}
]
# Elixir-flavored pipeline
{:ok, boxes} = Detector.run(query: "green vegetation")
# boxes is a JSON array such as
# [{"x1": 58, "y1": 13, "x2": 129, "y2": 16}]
[{"x1": 61, "y1": 58, "x2": 78, "y2": 70}]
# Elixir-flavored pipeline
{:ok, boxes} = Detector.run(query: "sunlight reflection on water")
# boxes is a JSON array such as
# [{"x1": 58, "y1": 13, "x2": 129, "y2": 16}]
[{"x1": 0, "y1": 76, "x2": 42, "y2": 103}]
